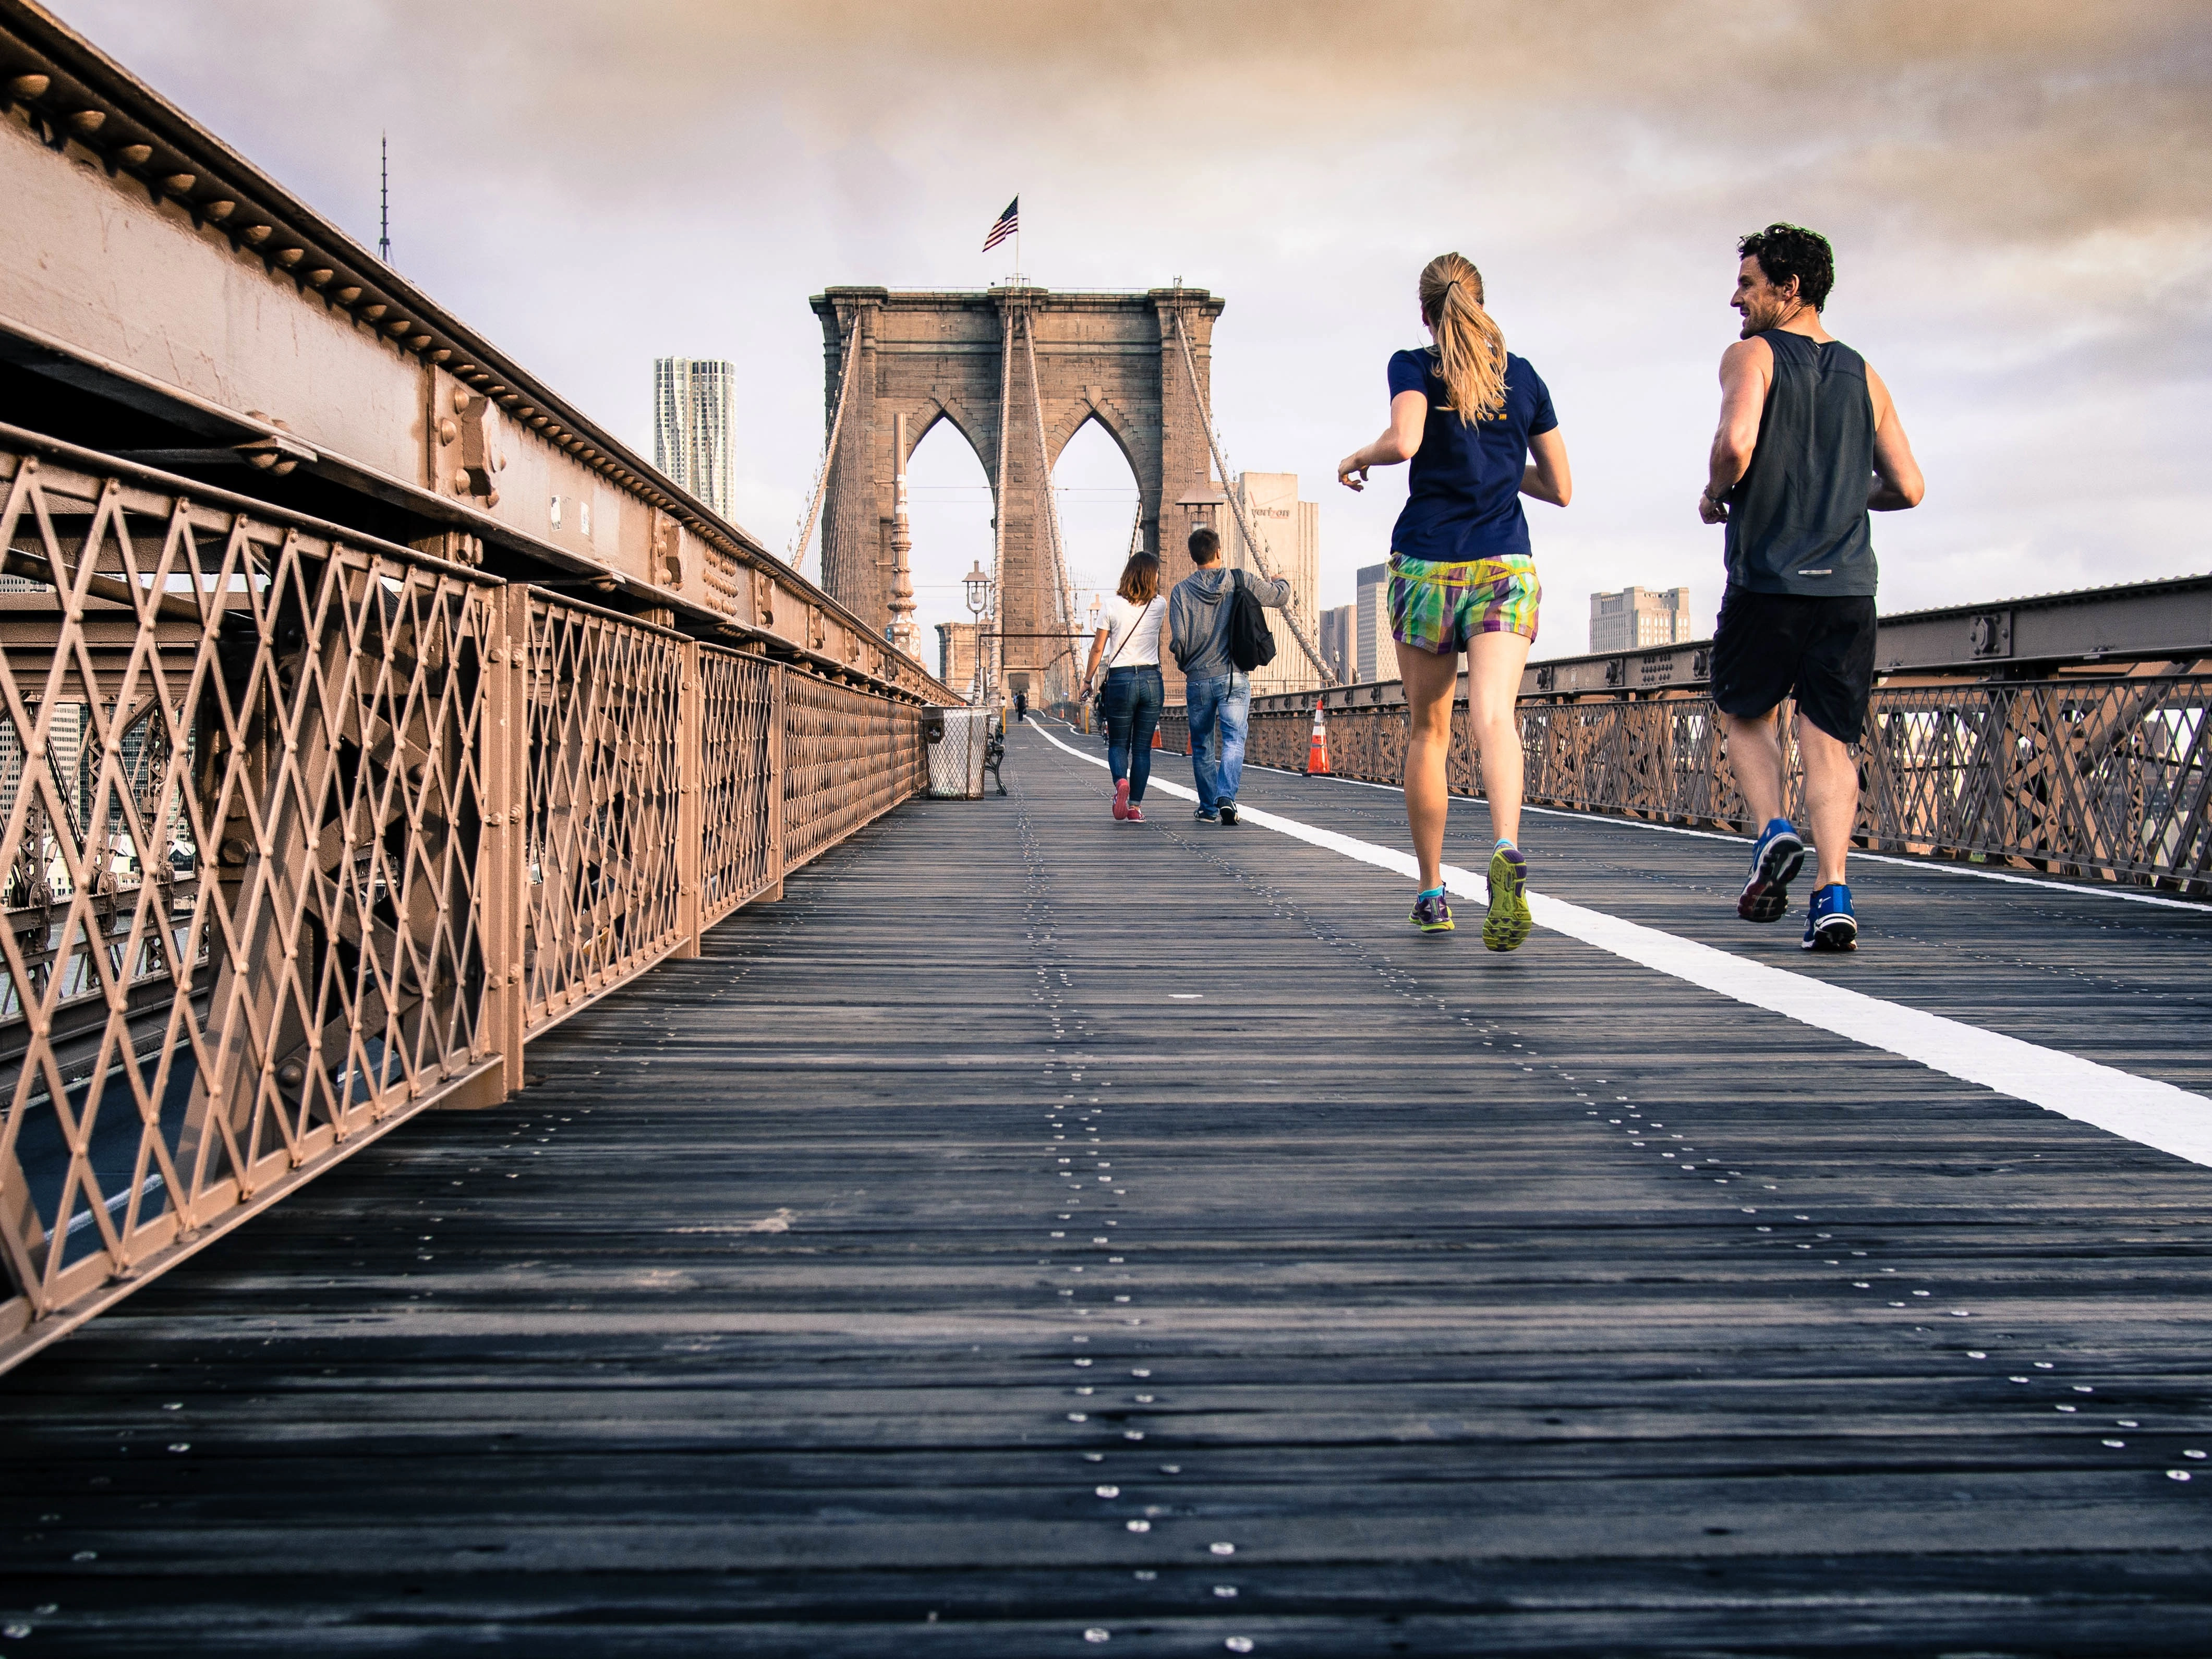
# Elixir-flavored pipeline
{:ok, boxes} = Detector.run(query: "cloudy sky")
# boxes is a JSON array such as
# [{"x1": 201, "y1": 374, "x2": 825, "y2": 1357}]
[{"x1": 53, "y1": 0, "x2": 2210, "y2": 657}]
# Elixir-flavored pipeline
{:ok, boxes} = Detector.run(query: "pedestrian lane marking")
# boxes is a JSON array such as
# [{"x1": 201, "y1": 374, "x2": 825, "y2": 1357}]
[{"x1": 1026, "y1": 723, "x2": 2212, "y2": 1168}]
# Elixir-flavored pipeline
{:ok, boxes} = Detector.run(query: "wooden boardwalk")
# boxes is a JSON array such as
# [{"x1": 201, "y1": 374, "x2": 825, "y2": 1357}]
[{"x1": 5, "y1": 723, "x2": 2211, "y2": 1655}]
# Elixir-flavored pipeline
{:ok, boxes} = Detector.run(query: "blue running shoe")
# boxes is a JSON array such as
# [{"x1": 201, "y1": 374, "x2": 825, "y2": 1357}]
[
  {"x1": 1409, "y1": 888, "x2": 1454, "y2": 933},
  {"x1": 1803, "y1": 883, "x2": 1858, "y2": 951},
  {"x1": 1737, "y1": 816, "x2": 1805, "y2": 924}
]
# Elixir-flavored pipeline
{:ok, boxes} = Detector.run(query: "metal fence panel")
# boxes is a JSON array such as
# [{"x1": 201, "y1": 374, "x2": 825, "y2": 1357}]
[
  {"x1": 1230, "y1": 682, "x2": 2210, "y2": 894},
  {"x1": 0, "y1": 434, "x2": 945, "y2": 1369},
  {"x1": 697, "y1": 647, "x2": 779, "y2": 926},
  {"x1": 0, "y1": 441, "x2": 503, "y2": 1352},
  {"x1": 517, "y1": 595, "x2": 690, "y2": 1034},
  {"x1": 783, "y1": 674, "x2": 929, "y2": 869}
]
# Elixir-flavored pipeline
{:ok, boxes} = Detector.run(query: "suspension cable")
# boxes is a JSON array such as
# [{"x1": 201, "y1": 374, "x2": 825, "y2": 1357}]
[
  {"x1": 792, "y1": 325, "x2": 857, "y2": 577},
  {"x1": 989, "y1": 303, "x2": 1013, "y2": 701},
  {"x1": 1022, "y1": 311, "x2": 1080, "y2": 705},
  {"x1": 1169, "y1": 310, "x2": 1336, "y2": 686}
]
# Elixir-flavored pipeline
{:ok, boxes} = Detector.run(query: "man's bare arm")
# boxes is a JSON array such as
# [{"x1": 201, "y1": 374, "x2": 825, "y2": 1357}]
[
  {"x1": 1864, "y1": 362, "x2": 1925, "y2": 512},
  {"x1": 1699, "y1": 338, "x2": 1771, "y2": 524}
]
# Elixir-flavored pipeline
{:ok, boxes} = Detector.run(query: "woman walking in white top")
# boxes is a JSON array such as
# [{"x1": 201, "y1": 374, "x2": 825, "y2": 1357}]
[{"x1": 1080, "y1": 552, "x2": 1166, "y2": 821}]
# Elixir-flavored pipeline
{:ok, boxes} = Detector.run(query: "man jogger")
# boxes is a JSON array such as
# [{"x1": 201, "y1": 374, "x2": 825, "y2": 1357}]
[{"x1": 1700, "y1": 223, "x2": 1924, "y2": 951}]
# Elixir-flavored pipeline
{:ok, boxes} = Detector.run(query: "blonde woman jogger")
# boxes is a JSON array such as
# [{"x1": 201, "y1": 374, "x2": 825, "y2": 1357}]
[{"x1": 1338, "y1": 253, "x2": 1573, "y2": 949}]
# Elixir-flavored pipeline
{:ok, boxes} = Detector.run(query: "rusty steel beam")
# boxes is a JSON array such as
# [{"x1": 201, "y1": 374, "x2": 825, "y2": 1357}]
[{"x1": 0, "y1": 0, "x2": 953, "y2": 708}]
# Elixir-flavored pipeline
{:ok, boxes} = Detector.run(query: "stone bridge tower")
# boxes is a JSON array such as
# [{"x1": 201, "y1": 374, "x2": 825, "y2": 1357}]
[{"x1": 810, "y1": 286, "x2": 1227, "y2": 704}]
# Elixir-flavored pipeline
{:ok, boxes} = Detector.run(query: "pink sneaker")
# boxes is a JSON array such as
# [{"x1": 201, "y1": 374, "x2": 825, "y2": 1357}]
[
  {"x1": 1113, "y1": 778, "x2": 1130, "y2": 820},
  {"x1": 1126, "y1": 803, "x2": 1144, "y2": 822}
]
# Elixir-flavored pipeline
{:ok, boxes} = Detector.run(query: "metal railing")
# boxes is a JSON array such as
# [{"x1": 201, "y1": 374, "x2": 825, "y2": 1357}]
[
  {"x1": 1160, "y1": 673, "x2": 2211, "y2": 896},
  {"x1": 0, "y1": 434, "x2": 937, "y2": 1369}
]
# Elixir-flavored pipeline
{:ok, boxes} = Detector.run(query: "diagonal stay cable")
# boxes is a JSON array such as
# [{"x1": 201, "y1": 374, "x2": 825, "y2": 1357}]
[
  {"x1": 1169, "y1": 310, "x2": 1336, "y2": 686},
  {"x1": 792, "y1": 325, "x2": 858, "y2": 578},
  {"x1": 1022, "y1": 310, "x2": 1080, "y2": 704}
]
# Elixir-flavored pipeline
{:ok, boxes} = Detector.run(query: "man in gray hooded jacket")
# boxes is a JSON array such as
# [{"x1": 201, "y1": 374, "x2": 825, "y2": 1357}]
[{"x1": 1167, "y1": 523, "x2": 1289, "y2": 825}]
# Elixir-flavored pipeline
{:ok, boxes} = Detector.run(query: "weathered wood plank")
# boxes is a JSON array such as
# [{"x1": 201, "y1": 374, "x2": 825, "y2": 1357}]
[{"x1": 2, "y1": 724, "x2": 2208, "y2": 1654}]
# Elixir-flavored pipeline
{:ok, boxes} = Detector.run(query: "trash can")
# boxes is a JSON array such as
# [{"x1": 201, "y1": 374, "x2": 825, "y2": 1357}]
[{"x1": 927, "y1": 708, "x2": 990, "y2": 798}]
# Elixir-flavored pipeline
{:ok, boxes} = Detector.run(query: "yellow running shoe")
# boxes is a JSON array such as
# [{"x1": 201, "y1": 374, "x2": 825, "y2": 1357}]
[{"x1": 1483, "y1": 844, "x2": 1532, "y2": 951}]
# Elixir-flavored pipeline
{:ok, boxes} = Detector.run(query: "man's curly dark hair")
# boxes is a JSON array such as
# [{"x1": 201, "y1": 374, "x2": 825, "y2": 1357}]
[{"x1": 1738, "y1": 223, "x2": 1835, "y2": 311}]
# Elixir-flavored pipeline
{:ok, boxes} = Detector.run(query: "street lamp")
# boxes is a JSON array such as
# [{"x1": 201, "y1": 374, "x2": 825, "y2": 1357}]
[{"x1": 962, "y1": 561, "x2": 993, "y2": 706}]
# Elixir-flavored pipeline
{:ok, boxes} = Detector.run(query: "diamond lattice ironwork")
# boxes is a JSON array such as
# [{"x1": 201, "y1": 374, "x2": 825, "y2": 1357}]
[{"x1": 0, "y1": 441, "x2": 500, "y2": 1335}]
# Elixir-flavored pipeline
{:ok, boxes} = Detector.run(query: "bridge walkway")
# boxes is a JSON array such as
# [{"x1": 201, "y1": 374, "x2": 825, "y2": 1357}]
[{"x1": 4, "y1": 723, "x2": 2210, "y2": 1654}]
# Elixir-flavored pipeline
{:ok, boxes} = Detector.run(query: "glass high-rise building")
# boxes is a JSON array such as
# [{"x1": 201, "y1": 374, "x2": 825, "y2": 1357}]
[{"x1": 652, "y1": 358, "x2": 736, "y2": 520}]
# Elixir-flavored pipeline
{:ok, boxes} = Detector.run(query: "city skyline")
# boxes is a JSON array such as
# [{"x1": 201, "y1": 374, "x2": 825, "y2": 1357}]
[{"x1": 52, "y1": 0, "x2": 2209, "y2": 661}]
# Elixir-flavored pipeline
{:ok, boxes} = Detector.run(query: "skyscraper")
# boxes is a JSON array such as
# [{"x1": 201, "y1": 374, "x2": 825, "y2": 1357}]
[
  {"x1": 652, "y1": 358, "x2": 736, "y2": 521},
  {"x1": 1318, "y1": 604, "x2": 1355, "y2": 685},
  {"x1": 1355, "y1": 562, "x2": 1399, "y2": 685},
  {"x1": 1219, "y1": 471, "x2": 1322, "y2": 694},
  {"x1": 1588, "y1": 585, "x2": 1694, "y2": 652}
]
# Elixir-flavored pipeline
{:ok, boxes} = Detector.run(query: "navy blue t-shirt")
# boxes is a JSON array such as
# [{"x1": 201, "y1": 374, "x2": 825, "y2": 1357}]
[{"x1": 1386, "y1": 347, "x2": 1557, "y2": 562}]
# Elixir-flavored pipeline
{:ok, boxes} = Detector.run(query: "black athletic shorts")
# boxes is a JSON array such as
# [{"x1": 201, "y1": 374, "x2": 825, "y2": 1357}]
[{"x1": 1709, "y1": 587, "x2": 1878, "y2": 743}]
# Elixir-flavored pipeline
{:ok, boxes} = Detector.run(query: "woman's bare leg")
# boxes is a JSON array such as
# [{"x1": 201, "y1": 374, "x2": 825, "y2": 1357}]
[
  {"x1": 1466, "y1": 629, "x2": 1534, "y2": 845},
  {"x1": 1398, "y1": 646, "x2": 1462, "y2": 891}
]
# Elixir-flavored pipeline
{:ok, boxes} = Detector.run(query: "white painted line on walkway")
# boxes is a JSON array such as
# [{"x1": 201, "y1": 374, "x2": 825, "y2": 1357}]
[{"x1": 1026, "y1": 723, "x2": 2212, "y2": 1167}]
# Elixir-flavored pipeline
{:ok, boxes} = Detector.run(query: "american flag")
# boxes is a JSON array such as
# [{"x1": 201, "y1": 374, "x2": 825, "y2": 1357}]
[{"x1": 981, "y1": 197, "x2": 1019, "y2": 253}]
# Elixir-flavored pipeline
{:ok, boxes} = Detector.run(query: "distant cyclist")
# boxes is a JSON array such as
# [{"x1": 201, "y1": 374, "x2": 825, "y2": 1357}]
[
  {"x1": 1338, "y1": 252, "x2": 1571, "y2": 948},
  {"x1": 1699, "y1": 223, "x2": 1924, "y2": 951}
]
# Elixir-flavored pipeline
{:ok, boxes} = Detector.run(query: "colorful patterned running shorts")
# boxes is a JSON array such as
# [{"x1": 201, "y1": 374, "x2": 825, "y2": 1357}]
[{"x1": 1387, "y1": 553, "x2": 1541, "y2": 655}]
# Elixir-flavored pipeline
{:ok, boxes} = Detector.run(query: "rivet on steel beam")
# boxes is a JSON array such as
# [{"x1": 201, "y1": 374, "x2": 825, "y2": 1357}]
[
  {"x1": 333, "y1": 285, "x2": 360, "y2": 303},
  {"x1": 8, "y1": 74, "x2": 51, "y2": 98},
  {"x1": 360, "y1": 302, "x2": 387, "y2": 320},
  {"x1": 241, "y1": 224, "x2": 272, "y2": 245},
  {"x1": 306, "y1": 269, "x2": 333, "y2": 286},
  {"x1": 409, "y1": 335, "x2": 432, "y2": 350},
  {"x1": 68, "y1": 109, "x2": 104, "y2": 134},
  {"x1": 275, "y1": 248, "x2": 304, "y2": 267},
  {"x1": 429, "y1": 349, "x2": 451, "y2": 364},
  {"x1": 204, "y1": 199, "x2": 235, "y2": 220},
  {"x1": 161, "y1": 172, "x2": 196, "y2": 194},
  {"x1": 116, "y1": 143, "x2": 152, "y2": 165}
]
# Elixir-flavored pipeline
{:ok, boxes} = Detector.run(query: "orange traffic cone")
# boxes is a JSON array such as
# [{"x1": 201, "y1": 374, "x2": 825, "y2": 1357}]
[
  {"x1": 1305, "y1": 699, "x2": 1331, "y2": 775},
  {"x1": 1151, "y1": 727, "x2": 1163, "y2": 749}
]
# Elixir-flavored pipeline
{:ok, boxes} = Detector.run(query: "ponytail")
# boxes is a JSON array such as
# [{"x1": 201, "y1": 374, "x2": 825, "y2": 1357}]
[{"x1": 1418, "y1": 252, "x2": 1507, "y2": 424}]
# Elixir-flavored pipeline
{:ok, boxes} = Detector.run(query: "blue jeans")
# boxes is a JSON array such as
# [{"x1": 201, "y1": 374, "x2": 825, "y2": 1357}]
[
  {"x1": 1102, "y1": 665, "x2": 1163, "y2": 801},
  {"x1": 1185, "y1": 671, "x2": 1250, "y2": 813}
]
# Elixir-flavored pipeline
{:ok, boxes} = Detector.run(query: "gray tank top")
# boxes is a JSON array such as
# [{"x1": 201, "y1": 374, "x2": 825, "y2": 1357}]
[{"x1": 1722, "y1": 331, "x2": 1878, "y2": 597}]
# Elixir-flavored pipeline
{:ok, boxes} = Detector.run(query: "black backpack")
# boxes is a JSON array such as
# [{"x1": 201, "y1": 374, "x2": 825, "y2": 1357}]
[{"x1": 1223, "y1": 570, "x2": 1278, "y2": 673}]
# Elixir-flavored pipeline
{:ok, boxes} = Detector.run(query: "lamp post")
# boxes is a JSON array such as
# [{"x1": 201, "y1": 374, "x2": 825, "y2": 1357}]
[{"x1": 962, "y1": 561, "x2": 993, "y2": 707}]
